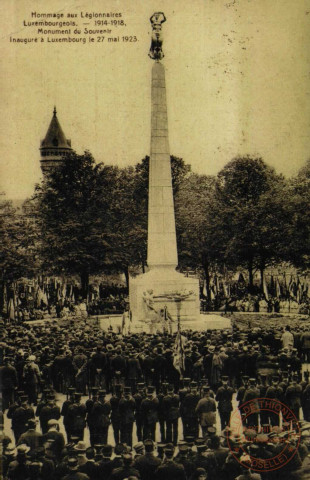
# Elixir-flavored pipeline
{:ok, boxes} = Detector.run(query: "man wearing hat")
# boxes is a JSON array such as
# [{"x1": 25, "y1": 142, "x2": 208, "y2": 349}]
[
  {"x1": 67, "y1": 393, "x2": 87, "y2": 441},
  {"x1": 157, "y1": 382, "x2": 168, "y2": 443},
  {"x1": 61, "y1": 388, "x2": 76, "y2": 442},
  {"x1": 43, "y1": 419, "x2": 65, "y2": 462},
  {"x1": 63, "y1": 457, "x2": 89, "y2": 480},
  {"x1": 110, "y1": 384, "x2": 123, "y2": 444},
  {"x1": 173, "y1": 443, "x2": 194, "y2": 479},
  {"x1": 11, "y1": 395, "x2": 35, "y2": 444},
  {"x1": 163, "y1": 384, "x2": 180, "y2": 446},
  {"x1": 243, "y1": 378, "x2": 260, "y2": 429},
  {"x1": 265, "y1": 376, "x2": 284, "y2": 427},
  {"x1": 133, "y1": 439, "x2": 161, "y2": 480},
  {"x1": 7, "y1": 444, "x2": 31, "y2": 480},
  {"x1": 285, "y1": 374, "x2": 302, "y2": 420},
  {"x1": 119, "y1": 386, "x2": 136, "y2": 447},
  {"x1": 17, "y1": 418, "x2": 42, "y2": 453},
  {"x1": 89, "y1": 390, "x2": 111, "y2": 445},
  {"x1": 109, "y1": 453, "x2": 140, "y2": 480},
  {"x1": 22, "y1": 355, "x2": 41, "y2": 405},
  {"x1": 179, "y1": 378, "x2": 190, "y2": 436},
  {"x1": 236, "y1": 376, "x2": 249, "y2": 427},
  {"x1": 97, "y1": 444, "x2": 114, "y2": 478},
  {"x1": 133, "y1": 442, "x2": 144, "y2": 459},
  {"x1": 85, "y1": 386, "x2": 99, "y2": 417},
  {"x1": 141, "y1": 386, "x2": 159, "y2": 441},
  {"x1": 36, "y1": 388, "x2": 50, "y2": 419},
  {"x1": 215, "y1": 376, "x2": 234, "y2": 430},
  {"x1": 134, "y1": 383, "x2": 146, "y2": 442},
  {"x1": 86, "y1": 388, "x2": 99, "y2": 446},
  {"x1": 3, "y1": 445, "x2": 17, "y2": 479},
  {"x1": 182, "y1": 382, "x2": 200, "y2": 439},
  {"x1": 39, "y1": 393, "x2": 61, "y2": 434},
  {"x1": 79, "y1": 447, "x2": 99, "y2": 480},
  {"x1": 127, "y1": 350, "x2": 142, "y2": 394},
  {"x1": 155, "y1": 444, "x2": 186, "y2": 480},
  {"x1": 195, "y1": 386, "x2": 216, "y2": 438},
  {"x1": 0, "y1": 356, "x2": 18, "y2": 411}
]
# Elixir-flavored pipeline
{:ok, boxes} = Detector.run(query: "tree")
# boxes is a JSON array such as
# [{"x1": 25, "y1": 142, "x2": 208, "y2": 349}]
[
  {"x1": 103, "y1": 166, "x2": 147, "y2": 289},
  {"x1": 33, "y1": 151, "x2": 119, "y2": 295},
  {"x1": 0, "y1": 194, "x2": 39, "y2": 310},
  {"x1": 174, "y1": 173, "x2": 219, "y2": 299},
  {"x1": 287, "y1": 159, "x2": 310, "y2": 270},
  {"x1": 213, "y1": 156, "x2": 290, "y2": 289}
]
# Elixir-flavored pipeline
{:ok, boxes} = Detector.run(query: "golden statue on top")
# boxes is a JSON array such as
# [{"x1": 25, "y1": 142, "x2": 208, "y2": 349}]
[{"x1": 149, "y1": 12, "x2": 166, "y2": 60}]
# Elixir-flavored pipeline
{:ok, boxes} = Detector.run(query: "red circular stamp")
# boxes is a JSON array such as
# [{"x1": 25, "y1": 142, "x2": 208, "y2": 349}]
[{"x1": 227, "y1": 397, "x2": 300, "y2": 473}]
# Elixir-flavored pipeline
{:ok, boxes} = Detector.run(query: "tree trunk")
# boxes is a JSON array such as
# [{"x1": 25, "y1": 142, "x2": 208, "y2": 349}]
[
  {"x1": 124, "y1": 267, "x2": 129, "y2": 294},
  {"x1": 203, "y1": 260, "x2": 211, "y2": 301},
  {"x1": 248, "y1": 258, "x2": 254, "y2": 290},
  {"x1": 80, "y1": 271, "x2": 89, "y2": 299},
  {"x1": 260, "y1": 263, "x2": 265, "y2": 292}
]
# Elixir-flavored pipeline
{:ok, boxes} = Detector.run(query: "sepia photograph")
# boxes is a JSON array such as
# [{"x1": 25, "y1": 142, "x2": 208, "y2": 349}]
[{"x1": 1, "y1": 1, "x2": 310, "y2": 479}]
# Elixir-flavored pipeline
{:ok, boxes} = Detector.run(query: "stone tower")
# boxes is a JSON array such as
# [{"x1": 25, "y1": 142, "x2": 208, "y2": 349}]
[
  {"x1": 129, "y1": 13, "x2": 200, "y2": 331},
  {"x1": 40, "y1": 107, "x2": 72, "y2": 174}
]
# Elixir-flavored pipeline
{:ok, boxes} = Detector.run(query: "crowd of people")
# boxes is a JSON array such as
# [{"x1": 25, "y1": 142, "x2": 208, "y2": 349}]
[{"x1": 1, "y1": 318, "x2": 310, "y2": 479}]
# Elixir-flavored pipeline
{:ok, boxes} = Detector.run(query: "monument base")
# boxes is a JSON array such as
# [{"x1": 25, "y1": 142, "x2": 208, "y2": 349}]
[{"x1": 129, "y1": 267, "x2": 200, "y2": 331}]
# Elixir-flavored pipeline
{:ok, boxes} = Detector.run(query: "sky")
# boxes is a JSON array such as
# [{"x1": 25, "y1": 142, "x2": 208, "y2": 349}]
[{"x1": 1, "y1": 0, "x2": 310, "y2": 199}]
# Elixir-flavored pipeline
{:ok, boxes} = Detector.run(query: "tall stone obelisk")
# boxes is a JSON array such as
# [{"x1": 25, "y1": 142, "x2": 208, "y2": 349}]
[
  {"x1": 129, "y1": 13, "x2": 200, "y2": 330},
  {"x1": 148, "y1": 60, "x2": 178, "y2": 269}
]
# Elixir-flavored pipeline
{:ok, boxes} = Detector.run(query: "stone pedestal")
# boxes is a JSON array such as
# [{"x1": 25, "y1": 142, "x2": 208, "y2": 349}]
[{"x1": 130, "y1": 267, "x2": 200, "y2": 330}]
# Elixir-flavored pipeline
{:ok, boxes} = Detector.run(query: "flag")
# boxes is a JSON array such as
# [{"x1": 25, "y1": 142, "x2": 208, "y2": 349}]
[
  {"x1": 223, "y1": 282, "x2": 230, "y2": 298},
  {"x1": 202, "y1": 281, "x2": 207, "y2": 297},
  {"x1": 173, "y1": 322, "x2": 185, "y2": 375},
  {"x1": 210, "y1": 286, "x2": 215, "y2": 300},
  {"x1": 297, "y1": 283, "x2": 303, "y2": 304},
  {"x1": 8, "y1": 297, "x2": 15, "y2": 322},
  {"x1": 263, "y1": 275, "x2": 269, "y2": 301},
  {"x1": 2, "y1": 284, "x2": 8, "y2": 315},
  {"x1": 41, "y1": 288, "x2": 48, "y2": 306}
]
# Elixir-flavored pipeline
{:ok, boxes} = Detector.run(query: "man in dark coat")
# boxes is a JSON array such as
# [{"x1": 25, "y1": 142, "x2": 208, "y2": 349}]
[
  {"x1": 11, "y1": 395, "x2": 35, "y2": 444},
  {"x1": 285, "y1": 374, "x2": 302, "y2": 420},
  {"x1": 242, "y1": 378, "x2": 260, "y2": 429},
  {"x1": 133, "y1": 383, "x2": 146, "y2": 442},
  {"x1": 133, "y1": 439, "x2": 161, "y2": 480},
  {"x1": 110, "y1": 453, "x2": 141, "y2": 480},
  {"x1": 17, "y1": 418, "x2": 42, "y2": 453},
  {"x1": 155, "y1": 445, "x2": 186, "y2": 480},
  {"x1": 265, "y1": 376, "x2": 283, "y2": 427},
  {"x1": 215, "y1": 376, "x2": 234, "y2": 430},
  {"x1": 119, "y1": 386, "x2": 136, "y2": 447},
  {"x1": 42, "y1": 419, "x2": 65, "y2": 462},
  {"x1": 163, "y1": 384, "x2": 180, "y2": 446},
  {"x1": 141, "y1": 387, "x2": 159, "y2": 441},
  {"x1": 110, "y1": 384, "x2": 122, "y2": 444},
  {"x1": 39, "y1": 394, "x2": 60, "y2": 434},
  {"x1": 67, "y1": 393, "x2": 87, "y2": 441},
  {"x1": 126, "y1": 352, "x2": 142, "y2": 394},
  {"x1": 61, "y1": 388, "x2": 76, "y2": 442},
  {"x1": 111, "y1": 347, "x2": 127, "y2": 387},
  {"x1": 90, "y1": 390, "x2": 111, "y2": 445},
  {"x1": 22, "y1": 356, "x2": 41, "y2": 405},
  {"x1": 89, "y1": 345, "x2": 107, "y2": 390},
  {"x1": 182, "y1": 382, "x2": 200, "y2": 439},
  {"x1": 0, "y1": 357, "x2": 18, "y2": 411}
]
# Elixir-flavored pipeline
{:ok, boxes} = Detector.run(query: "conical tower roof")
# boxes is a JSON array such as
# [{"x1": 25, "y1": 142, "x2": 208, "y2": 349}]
[{"x1": 41, "y1": 107, "x2": 71, "y2": 149}]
